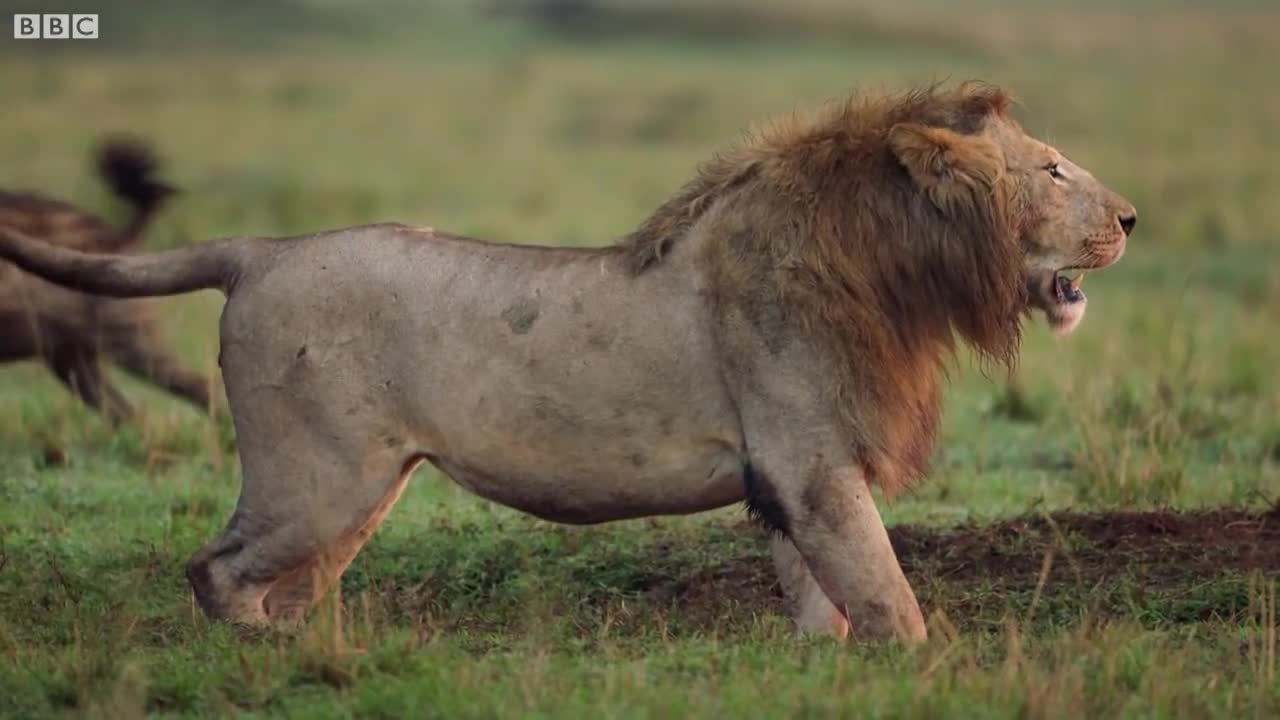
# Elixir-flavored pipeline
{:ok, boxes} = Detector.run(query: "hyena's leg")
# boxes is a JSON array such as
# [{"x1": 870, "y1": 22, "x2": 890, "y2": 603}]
[
  {"x1": 46, "y1": 344, "x2": 134, "y2": 423},
  {"x1": 108, "y1": 333, "x2": 212, "y2": 414}
]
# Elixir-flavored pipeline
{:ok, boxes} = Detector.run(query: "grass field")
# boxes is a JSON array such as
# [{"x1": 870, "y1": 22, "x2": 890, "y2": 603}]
[{"x1": 2, "y1": 0, "x2": 1279, "y2": 716}]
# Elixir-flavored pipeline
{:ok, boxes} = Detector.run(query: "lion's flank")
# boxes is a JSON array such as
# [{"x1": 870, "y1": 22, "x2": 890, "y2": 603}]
[{"x1": 616, "y1": 82, "x2": 1026, "y2": 494}]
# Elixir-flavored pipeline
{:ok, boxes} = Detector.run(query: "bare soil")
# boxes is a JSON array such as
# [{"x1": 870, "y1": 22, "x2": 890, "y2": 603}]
[
  {"x1": 652, "y1": 509, "x2": 1280, "y2": 633},
  {"x1": 349, "y1": 509, "x2": 1280, "y2": 639},
  {"x1": 894, "y1": 507, "x2": 1280, "y2": 586}
]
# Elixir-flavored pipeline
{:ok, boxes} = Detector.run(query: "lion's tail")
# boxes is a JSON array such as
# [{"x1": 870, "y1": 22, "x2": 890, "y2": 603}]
[{"x1": 0, "y1": 225, "x2": 253, "y2": 297}]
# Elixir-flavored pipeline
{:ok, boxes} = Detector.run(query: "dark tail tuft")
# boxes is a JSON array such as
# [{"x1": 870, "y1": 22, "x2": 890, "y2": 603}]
[{"x1": 96, "y1": 137, "x2": 178, "y2": 214}]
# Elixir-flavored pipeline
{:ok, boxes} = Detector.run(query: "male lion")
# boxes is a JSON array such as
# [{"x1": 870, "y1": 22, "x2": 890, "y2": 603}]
[
  {"x1": 0, "y1": 83, "x2": 1135, "y2": 642},
  {"x1": 0, "y1": 139, "x2": 210, "y2": 422}
]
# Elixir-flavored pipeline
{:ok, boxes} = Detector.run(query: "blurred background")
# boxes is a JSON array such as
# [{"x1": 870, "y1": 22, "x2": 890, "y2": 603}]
[{"x1": 1, "y1": 0, "x2": 1278, "y2": 513}]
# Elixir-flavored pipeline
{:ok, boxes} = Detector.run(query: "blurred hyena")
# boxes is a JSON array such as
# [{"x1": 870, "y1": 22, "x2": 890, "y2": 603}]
[{"x1": 0, "y1": 139, "x2": 211, "y2": 422}]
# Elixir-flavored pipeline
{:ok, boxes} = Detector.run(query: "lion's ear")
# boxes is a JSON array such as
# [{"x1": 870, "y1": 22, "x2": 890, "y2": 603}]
[{"x1": 888, "y1": 123, "x2": 1004, "y2": 216}]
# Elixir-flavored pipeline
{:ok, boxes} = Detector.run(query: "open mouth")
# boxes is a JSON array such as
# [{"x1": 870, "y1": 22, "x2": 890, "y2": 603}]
[
  {"x1": 1027, "y1": 268, "x2": 1091, "y2": 335},
  {"x1": 1029, "y1": 268, "x2": 1088, "y2": 310},
  {"x1": 1026, "y1": 239, "x2": 1125, "y2": 336},
  {"x1": 1052, "y1": 270, "x2": 1086, "y2": 305}
]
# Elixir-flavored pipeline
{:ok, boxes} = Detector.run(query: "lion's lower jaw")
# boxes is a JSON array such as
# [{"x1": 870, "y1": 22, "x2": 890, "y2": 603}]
[{"x1": 1047, "y1": 298, "x2": 1086, "y2": 336}]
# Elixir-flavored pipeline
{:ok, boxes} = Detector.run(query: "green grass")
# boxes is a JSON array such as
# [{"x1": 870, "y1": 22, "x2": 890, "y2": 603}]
[{"x1": 2, "y1": 0, "x2": 1279, "y2": 716}]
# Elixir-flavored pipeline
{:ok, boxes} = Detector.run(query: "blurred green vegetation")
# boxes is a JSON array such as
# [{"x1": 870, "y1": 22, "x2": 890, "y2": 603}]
[{"x1": 1, "y1": 0, "x2": 1279, "y2": 716}]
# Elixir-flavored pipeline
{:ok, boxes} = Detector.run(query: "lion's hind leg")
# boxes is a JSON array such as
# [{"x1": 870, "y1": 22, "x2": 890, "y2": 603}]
[
  {"x1": 186, "y1": 411, "x2": 418, "y2": 628},
  {"x1": 262, "y1": 457, "x2": 423, "y2": 626}
]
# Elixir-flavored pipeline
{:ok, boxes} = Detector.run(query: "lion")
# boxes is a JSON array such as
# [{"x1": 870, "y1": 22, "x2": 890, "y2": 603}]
[
  {"x1": 0, "y1": 83, "x2": 1135, "y2": 642},
  {"x1": 0, "y1": 139, "x2": 211, "y2": 422}
]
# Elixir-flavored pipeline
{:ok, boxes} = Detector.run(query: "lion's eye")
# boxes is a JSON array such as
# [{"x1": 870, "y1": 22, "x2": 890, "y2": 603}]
[{"x1": 1046, "y1": 162, "x2": 1063, "y2": 179}]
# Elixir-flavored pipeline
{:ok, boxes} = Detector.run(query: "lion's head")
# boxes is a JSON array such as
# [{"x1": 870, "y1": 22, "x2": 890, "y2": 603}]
[
  {"x1": 623, "y1": 81, "x2": 1136, "y2": 341},
  {"x1": 995, "y1": 118, "x2": 1135, "y2": 335},
  {"x1": 888, "y1": 100, "x2": 1135, "y2": 338},
  {"x1": 618, "y1": 82, "x2": 1136, "y2": 491}
]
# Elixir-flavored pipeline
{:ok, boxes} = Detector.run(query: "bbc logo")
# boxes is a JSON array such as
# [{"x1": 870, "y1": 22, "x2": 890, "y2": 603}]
[{"x1": 13, "y1": 14, "x2": 98, "y2": 39}]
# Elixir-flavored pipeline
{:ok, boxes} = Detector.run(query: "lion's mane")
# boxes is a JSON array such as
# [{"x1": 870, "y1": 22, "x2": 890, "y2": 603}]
[{"x1": 616, "y1": 82, "x2": 1026, "y2": 493}]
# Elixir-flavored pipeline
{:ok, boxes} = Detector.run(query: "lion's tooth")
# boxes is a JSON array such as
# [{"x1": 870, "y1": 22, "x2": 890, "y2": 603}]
[{"x1": 1071, "y1": 273, "x2": 1084, "y2": 290}]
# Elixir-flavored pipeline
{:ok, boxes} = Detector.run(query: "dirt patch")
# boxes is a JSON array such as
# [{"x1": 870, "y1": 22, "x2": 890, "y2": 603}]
[
  {"x1": 893, "y1": 507, "x2": 1280, "y2": 587},
  {"x1": 649, "y1": 509, "x2": 1280, "y2": 632},
  {"x1": 360, "y1": 508, "x2": 1280, "y2": 638}
]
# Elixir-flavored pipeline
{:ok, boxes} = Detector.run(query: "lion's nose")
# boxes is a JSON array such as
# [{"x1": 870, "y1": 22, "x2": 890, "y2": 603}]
[{"x1": 1118, "y1": 209, "x2": 1137, "y2": 237}]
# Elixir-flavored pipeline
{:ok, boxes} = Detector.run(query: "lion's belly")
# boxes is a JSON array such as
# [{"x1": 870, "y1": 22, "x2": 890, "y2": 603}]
[
  {"x1": 413, "y1": 344, "x2": 749, "y2": 524},
  {"x1": 428, "y1": 442, "x2": 747, "y2": 524},
  {"x1": 416, "y1": 359, "x2": 750, "y2": 522}
]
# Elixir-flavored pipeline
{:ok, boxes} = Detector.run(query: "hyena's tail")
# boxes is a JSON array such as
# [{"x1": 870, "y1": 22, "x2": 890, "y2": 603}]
[{"x1": 95, "y1": 137, "x2": 178, "y2": 251}]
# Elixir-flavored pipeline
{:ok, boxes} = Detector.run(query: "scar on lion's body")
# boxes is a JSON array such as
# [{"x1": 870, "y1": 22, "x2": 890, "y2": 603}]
[
  {"x1": 531, "y1": 395, "x2": 583, "y2": 429},
  {"x1": 500, "y1": 299, "x2": 540, "y2": 334},
  {"x1": 586, "y1": 329, "x2": 615, "y2": 350}
]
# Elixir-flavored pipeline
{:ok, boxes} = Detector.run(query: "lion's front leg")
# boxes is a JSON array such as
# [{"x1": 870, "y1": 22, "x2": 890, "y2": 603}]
[
  {"x1": 771, "y1": 535, "x2": 849, "y2": 639},
  {"x1": 779, "y1": 465, "x2": 926, "y2": 643},
  {"x1": 721, "y1": 309, "x2": 926, "y2": 643}
]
